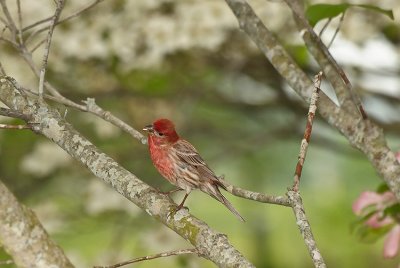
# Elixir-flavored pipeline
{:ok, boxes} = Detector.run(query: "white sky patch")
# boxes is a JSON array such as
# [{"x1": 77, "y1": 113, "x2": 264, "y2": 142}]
[
  {"x1": 330, "y1": 36, "x2": 399, "y2": 70},
  {"x1": 363, "y1": 96, "x2": 400, "y2": 123}
]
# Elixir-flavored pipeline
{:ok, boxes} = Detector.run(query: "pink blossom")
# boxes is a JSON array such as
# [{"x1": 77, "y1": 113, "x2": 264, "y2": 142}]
[
  {"x1": 352, "y1": 191, "x2": 396, "y2": 216},
  {"x1": 353, "y1": 190, "x2": 400, "y2": 258},
  {"x1": 353, "y1": 191, "x2": 384, "y2": 215},
  {"x1": 365, "y1": 213, "x2": 393, "y2": 228},
  {"x1": 395, "y1": 151, "x2": 400, "y2": 163},
  {"x1": 383, "y1": 225, "x2": 400, "y2": 258}
]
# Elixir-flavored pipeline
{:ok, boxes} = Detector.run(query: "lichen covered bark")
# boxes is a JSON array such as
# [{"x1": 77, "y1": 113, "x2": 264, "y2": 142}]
[{"x1": 0, "y1": 181, "x2": 74, "y2": 268}]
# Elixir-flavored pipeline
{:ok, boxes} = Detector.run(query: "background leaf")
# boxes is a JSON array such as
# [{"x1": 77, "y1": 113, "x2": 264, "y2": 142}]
[{"x1": 306, "y1": 3, "x2": 394, "y2": 27}]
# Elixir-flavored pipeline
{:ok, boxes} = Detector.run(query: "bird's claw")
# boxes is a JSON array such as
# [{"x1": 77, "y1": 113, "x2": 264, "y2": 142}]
[
  {"x1": 167, "y1": 205, "x2": 189, "y2": 219},
  {"x1": 173, "y1": 205, "x2": 188, "y2": 214}
]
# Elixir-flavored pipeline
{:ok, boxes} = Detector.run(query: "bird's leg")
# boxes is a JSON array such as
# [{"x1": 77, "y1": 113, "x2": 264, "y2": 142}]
[
  {"x1": 176, "y1": 192, "x2": 190, "y2": 211},
  {"x1": 165, "y1": 188, "x2": 183, "y2": 195},
  {"x1": 157, "y1": 187, "x2": 183, "y2": 196}
]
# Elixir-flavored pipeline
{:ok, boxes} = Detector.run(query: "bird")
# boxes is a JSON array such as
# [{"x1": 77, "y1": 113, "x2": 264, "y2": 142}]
[{"x1": 143, "y1": 118, "x2": 244, "y2": 222}]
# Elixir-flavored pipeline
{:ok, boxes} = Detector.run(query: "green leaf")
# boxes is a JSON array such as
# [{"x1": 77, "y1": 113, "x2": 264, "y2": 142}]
[
  {"x1": 355, "y1": 4, "x2": 394, "y2": 20},
  {"x1": 383, "y1": 203, "x2": 400, "y2": 217},
  {"x1": 306, "y1": 4, "x2": 349, "y2": 27},
  {"x1": 351, "y1": 209, "x2": 379, "y2": 233},
  {"x1": 376, "y1": 183, "x2": 390, "y2": 193},
  {"x1": 354, "y1": 224, "x2": 394, "y2": 243},
  {"x1": 306, "y1": 3, "x2": 394, "y2": 27}
]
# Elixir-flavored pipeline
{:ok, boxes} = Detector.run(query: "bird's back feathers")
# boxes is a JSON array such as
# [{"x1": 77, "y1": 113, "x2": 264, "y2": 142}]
[{"x1": 173, "y1": 139, "x2": 244, "y2": 222}]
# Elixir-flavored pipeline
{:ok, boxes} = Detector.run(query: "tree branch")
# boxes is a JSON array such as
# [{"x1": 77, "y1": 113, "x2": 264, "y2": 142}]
[
  {"x1": 22, "y1": 0, "x2": 104, "y2": 37},
  {"x1": 0, "y1": 180, "x2": 74, "y2": 268},
  {"x1": 292, "y1": 72, "x2": 321, "y2": 191},
  {"x1": 0, "y1": 107, "x2": 29, "y2": 120},
  {"x1": 0, "y1": 123, "x2": 33, "y2": 129},
  {"x1": 224, "y1": 0, "x2": 400, "y2": 201},
  {"x1": 288, "y1": 72, "x2": 326, "y2": 267},
  {"x1": 283, "y1": 0, "x2": 366, "y2": 119},
  {"x1": 287, "y1": 191, "x2": 326, "y2": 268},
  {"x1": 0, "y1": 0, "x2": 16, "y2": 42},
  {"x1": 0, "y1": 76, "x2": 254, "y2": 268},
  {"x1": 38, "y1": 0, "x2": 65, "y2": 99},
  {"x1": 220, "y1": 178, "x2": 291, "y2": 207},
  {"x1": 94, "y1": 248, "x2": 197, "y2": 268}
]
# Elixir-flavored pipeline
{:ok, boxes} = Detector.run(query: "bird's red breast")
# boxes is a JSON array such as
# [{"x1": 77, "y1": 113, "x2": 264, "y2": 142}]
[{"x1": 148, "y1": 134, "x2": 175, "y2": 182}]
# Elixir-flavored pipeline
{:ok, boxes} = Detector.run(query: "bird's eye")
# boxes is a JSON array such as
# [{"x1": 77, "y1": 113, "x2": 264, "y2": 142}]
[{"x1": 157, "y1": 132, "x2": 164, "y2": 136}]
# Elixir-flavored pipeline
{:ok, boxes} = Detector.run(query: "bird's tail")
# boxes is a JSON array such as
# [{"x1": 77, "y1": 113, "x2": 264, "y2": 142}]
[{"x1": 203, "y1": 183, "x2": 245, "y2": 222}]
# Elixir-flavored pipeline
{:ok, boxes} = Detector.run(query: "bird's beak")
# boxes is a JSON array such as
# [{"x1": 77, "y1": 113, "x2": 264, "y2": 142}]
[{"x1": 143, "y1": 124, "x2": 154, "y2": 132}]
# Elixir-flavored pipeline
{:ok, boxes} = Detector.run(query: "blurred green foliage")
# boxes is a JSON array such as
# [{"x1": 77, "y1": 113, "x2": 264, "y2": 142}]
[{"x1": 1, "y1": 3, "x2": 400, "y2": 265}]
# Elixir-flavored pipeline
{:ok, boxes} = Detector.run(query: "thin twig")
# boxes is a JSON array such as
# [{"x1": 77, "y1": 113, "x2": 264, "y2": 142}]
[
  {"x1": 318, "y1": 18, "x2": 331, "y2": 37},
  {"x1": 292, "y1": 72, "x2": 322, "y2": 191},
  {"x1": 38, "y1": 0, "x2": 65, "y2": 99},
  {"x1": 23, "y1": 0, "x2": 104, "y2": 45},
  {"x1": 0, "y1": 107, "x2": 29, "y2": 120},
  {"x1": 0, "y1": 12, "x2": 18, "y2": 48},
  {"x1": 327, "y1": 12, "x2": 345, "y2": 49},
  {"x1": 22, "y1": 16, "x2": 52, "y2": 32},
  {"x1": 0, "y1": 124, "x2": 32, "y2": 129},
  {"x1": 20, "y1": 86, "x2": 147, "y2": 144},
  {"x1": 287, "y1": 191, "x2": 326, "y2": 268},
  {"x1": 16, "y1": 0, "x2": 23, "y2": 45},
  {"x1": 83, "y1": 98, "x2": 147, "y2": 144},
  {"x1": 220, "y1": 177, "x2": 291, "y2": 207},
  {"x1": 18, "y1": 46, "x2": 66, "y2": 98},
  {"x1": 0, "y1": 259, "x2": 13, "y2": 265},
  {"x1": 24, "y1": 25, "x2": 45, "y2": 45},
  {"x1": 93, "y1": 249, "x2": 197, "y2": 268},
  {"x1": 0, "y1": 35, "x2": 18, "y2": 47},
  {"x1": 288, "y1": 72, "x2": 325, "y2": 267},
  {"x1": 58, "y1": 0, "x2": 104, "y2": 25},
  {"x1": 23, "y1": 0, "x2": 104, "y2": 32},
  {"x1": 0, "y1": 60, "x2": 6, "y2": 75},
  {"x1": 30, "y1": 37, "x2": 47, "y2": 53},
  {"x1": 0, "y1": 0, "x2": 17, "y2": 40},
  {"x1": 0, "y1": 16, "x2": 7, "y2": 27}
]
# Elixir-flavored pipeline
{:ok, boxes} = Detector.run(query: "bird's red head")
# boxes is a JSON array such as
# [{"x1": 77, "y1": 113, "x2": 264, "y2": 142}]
[{"x1": 143, "y1": 118, "x2": 179, "y2": 143}]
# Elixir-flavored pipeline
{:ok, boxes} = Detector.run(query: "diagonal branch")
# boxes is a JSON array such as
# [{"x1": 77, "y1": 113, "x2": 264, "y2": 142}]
[
  {"x1": 292, "y1": 72, "x2": 322, "y2": 191},
  {"x1": 224, "y1": 0, "x2": 400, "y2": 201},
  {"x1": 0, "y1": 76, "x2": 255, "y2": 268},
  {"x1": 22, "y1": 0, "x2": 105, "y2": 36},
  {"x1": 283, "y1": 0, "x2": 367, "y2": 119},
  {"x1": 0, "y1": 0, "x2": 16, "y2": 41}
]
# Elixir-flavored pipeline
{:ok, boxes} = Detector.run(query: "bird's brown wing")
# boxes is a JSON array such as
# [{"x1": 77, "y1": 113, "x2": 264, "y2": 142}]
[
  {"x1": 172, "y1": 140, "x2": 242, "y2": 221},
  {"x1": 172, "y1": 140, "x2": 224, "y2": 187},
  {"x1": 173, "y1": 140, "x2": 207, "y2": 166}
]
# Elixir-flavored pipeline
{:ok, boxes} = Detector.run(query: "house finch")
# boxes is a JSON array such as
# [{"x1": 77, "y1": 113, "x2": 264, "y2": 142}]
[{"x1": 143, "y1": 118, "x2": 244, "y2": 222}]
